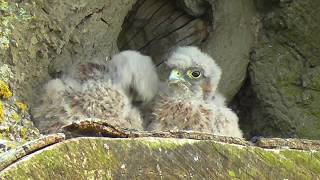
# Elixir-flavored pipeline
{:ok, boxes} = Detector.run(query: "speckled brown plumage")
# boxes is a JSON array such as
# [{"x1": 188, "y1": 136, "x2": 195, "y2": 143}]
[
  {"x1": 148, "y1": 93, "x2": 242, "y2": 137},
  {"x1": 149, "y1": 95, "x2": 211, "y2": 132},
  {"x1": 33, "y1": 79, "x2": 143, "y2": 134},
  {"x1": 32, "y1": 50, "x2": 158, "y2": 134},
  {"x1": 147, "y1": 46, "x2": 243, "y2": 137}
]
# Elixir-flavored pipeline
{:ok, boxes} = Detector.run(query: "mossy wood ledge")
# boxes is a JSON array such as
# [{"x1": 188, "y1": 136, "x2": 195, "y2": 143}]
[{"x1": 1, "y1": 137, "x2": 320, "y2": 179}]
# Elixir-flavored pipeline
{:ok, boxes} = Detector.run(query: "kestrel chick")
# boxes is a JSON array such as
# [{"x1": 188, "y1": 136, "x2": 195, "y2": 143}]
[
  {"x1": 32, "y1": 50, "x2": 158, "y2": 134},
  {"x1": 147, "y1": 46, "x2": 242, "y2": 137}
]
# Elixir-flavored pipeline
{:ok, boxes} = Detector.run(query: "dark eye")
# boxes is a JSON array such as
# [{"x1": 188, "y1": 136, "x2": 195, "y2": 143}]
[{"x1": 191, "y1": 71, "x2": 201, "y2": 78}]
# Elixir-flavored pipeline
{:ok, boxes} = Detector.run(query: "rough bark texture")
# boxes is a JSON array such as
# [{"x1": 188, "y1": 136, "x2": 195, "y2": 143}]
[
  {"x1": 1, "y1": 0, "x2": 136, "y2": 105},
  {"x1": 234, "y1": 0, "x2": 320, "y2": 139},
  {"x1": 0, "y1": 0, "x2": 136, "y2": 153},
  {"x1": 1, "y1": 0, "x2": 320, "y2": 178},
  {"x1": 1, "y1": 137, "x2": 320, "y2": 179},
  {"x1": 0, "y1": 133, "x2": 64, "y2": 171}
]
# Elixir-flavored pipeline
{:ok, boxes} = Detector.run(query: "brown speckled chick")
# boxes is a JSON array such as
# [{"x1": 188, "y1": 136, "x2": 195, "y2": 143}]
[
  {"x1": 147, "y1": 46, "x2": 243, "y2": 138},
  {"x1": 32, "y1": 51, "x2": 158, "y2": 134}
]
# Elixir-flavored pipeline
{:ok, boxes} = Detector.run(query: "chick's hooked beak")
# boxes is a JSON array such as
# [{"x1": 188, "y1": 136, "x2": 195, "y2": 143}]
[{"x1": 168, "y1": 69, "x2": 185, "y2": 83}]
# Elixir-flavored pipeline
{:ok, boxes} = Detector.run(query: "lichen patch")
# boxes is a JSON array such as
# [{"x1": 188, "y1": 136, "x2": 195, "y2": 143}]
[
  {"x1": 0, "y1": 0, "x2": 32, "y2": 49},
  {"x1": 15, "y1": 102, "x2": 28, "y2": 112},
  {"x1": 0, "y1": 101, "x2": 5, "y2": 124},
  {"x1": 0, "y1": 80, "x2": 12, "y2": 99},
  {"x1": 0, "y1": 64, "x2": 13, "y2": 83}
]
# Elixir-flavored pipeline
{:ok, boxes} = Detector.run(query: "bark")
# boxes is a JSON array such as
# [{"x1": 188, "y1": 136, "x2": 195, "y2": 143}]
[
  {"x1": 1, "y1": 0, "x2": 320, "y2": 178},
  {"x1": 234, "y1": 0, "x2": 320, "y2": 139},
  {"x1": 1, "y1": 137, "x2": 320, "y2": 179}
]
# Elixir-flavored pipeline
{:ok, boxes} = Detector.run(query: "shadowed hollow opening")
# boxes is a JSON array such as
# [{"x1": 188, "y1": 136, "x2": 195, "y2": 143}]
[{"x1": 117, "y1": 0, "x2": 213, "y2": 69}]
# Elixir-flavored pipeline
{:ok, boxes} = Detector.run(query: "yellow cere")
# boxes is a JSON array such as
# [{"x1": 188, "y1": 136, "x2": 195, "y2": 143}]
[
  {"x1": 0, "y1": 80, "x2": 12, "y2": 99},
  {"x1": 172, "y1": 69, "x2": 183, "y2": 77},
  {"x1": 169, "y1": 69, "x2": 184, "y2": 81},
  {"x1": 16, "y1": 101, "x2": 28, "y2": 112}
]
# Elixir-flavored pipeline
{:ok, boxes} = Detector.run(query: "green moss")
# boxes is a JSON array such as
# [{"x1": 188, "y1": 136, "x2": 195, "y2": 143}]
[
  {"x1": 212, "y1": 141, "x2": 316, "y2": 179},
  {"x1": 1, "y1": 138, "x2": 320, "y2": 179},
  {"x1": 256, "y1": 148, "x2": 296, "y2": 171},
  {"x1": 228, "y1": 170, "x2": 236, "y2": 178},
  {"x1": 138, "y1": 138, "x2": 195, "y2": 150},
  {"x1": 281, "y1": 150, "x2": 320, "y2": 174},
  {"x1": 0, "y1": 0, "x2": 8, "y2": 10}
]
